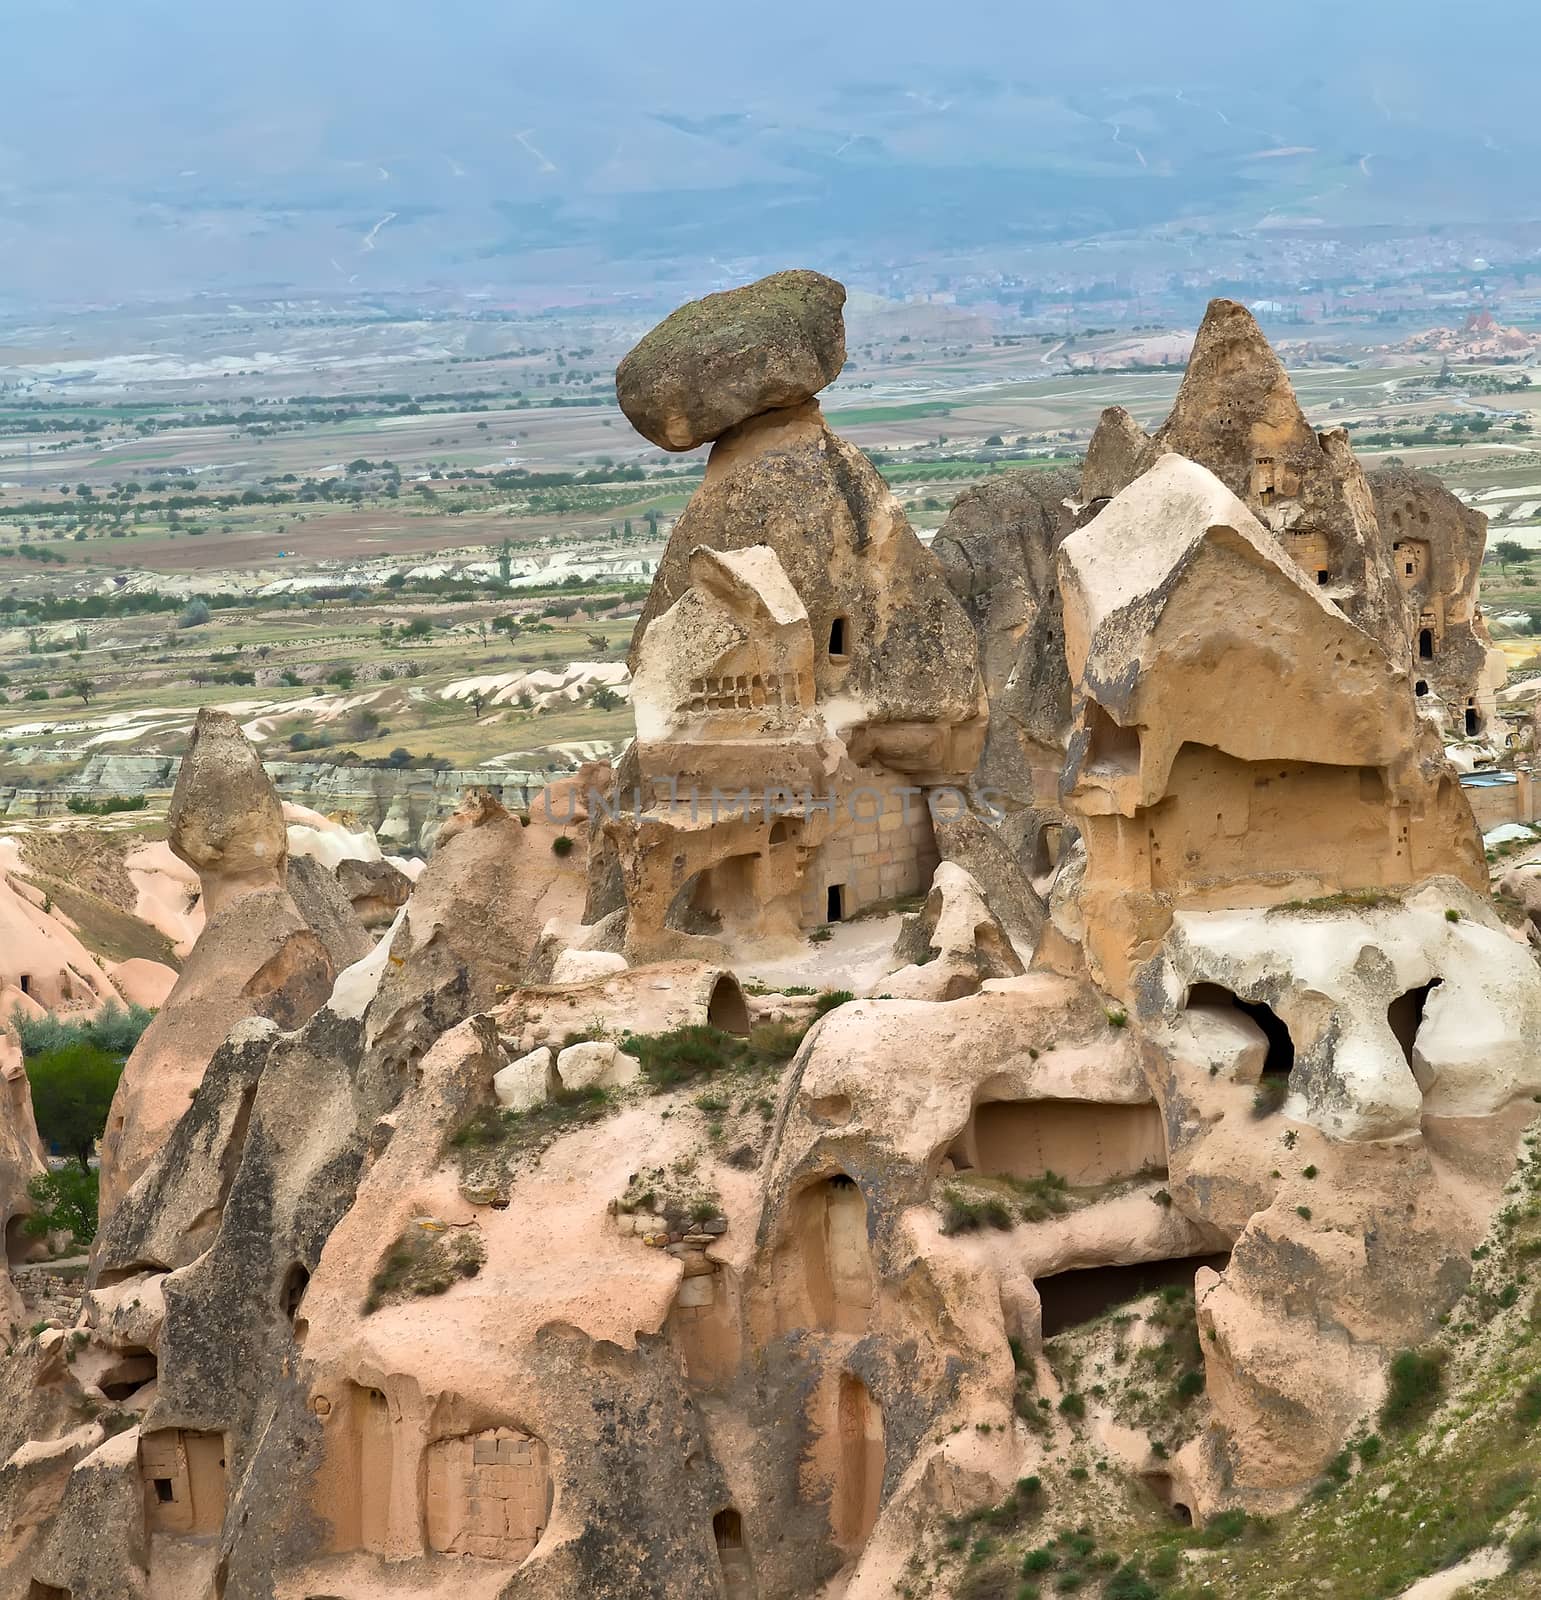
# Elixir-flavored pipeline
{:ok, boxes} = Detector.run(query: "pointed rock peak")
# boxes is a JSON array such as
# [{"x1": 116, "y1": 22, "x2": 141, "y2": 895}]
[
  {"x1": 1082, "y1": 406, "x2": 1151, "y2": 504},
  {"x1": 168, "y1": 708, "x2": 286, "y2": 888},
  {"x1": 1159, "y1": 298, "x2": 1305, "y2": 443}
]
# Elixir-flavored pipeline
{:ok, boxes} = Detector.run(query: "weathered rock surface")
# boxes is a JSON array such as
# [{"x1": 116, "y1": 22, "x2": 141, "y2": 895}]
[
  {"x1": 932, "y1": 469, "x2": 1078, "y2": 827},
  {"x1": 616, "y1": 268, "x2": 846, "y2": 451},
  {"x1": 97, "y1": 714, "x2": 338, "y2": 1219}
]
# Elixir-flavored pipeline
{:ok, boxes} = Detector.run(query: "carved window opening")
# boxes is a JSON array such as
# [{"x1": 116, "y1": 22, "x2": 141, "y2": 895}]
[{"x1": 1186, "y1": 983, "x2": 1294, "y2": 1080}]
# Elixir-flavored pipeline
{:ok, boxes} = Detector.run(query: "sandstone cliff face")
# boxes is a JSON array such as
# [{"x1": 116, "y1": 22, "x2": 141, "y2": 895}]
[{"x1": 4, "y1": 282, "x2": 1539, "y2": 1600}]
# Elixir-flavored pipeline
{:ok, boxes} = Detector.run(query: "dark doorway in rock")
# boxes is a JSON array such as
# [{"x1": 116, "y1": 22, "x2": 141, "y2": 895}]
[
  {"x1": 714, "y1": 1508, "x2": 753, "y2": 1598},
  {"x1": 1186, "y1": 984, "x2": 1294, "y2": 1078},
  {"x1": 826, "y1": 883, "x2": 847, "y2": 922},
  {"x1": 828, "y1": 616, "x2": 848, "y2": 659},
  {"x1": 1315, "y1": 569, "x2": 1330, "y2": 586},
  {"x1": 1387, "y1": 980, "x2": 1441, "y2": 1068},
  {"x1": 1415, "y1": 680, "x2": 1428, "y2": 697},
  {"x1": 1036, "y1": 1254, "x2": 1231, "y2": 1339},
  {"x1": 1141, "y1": 1470, "x2": 1194, "y2": 1524},
  {"x1": 281, "y1": 1263, "x2": 310, "y2": 1322},
  {"x1": 5, "y1": 1214, "x2": 32, "y2": 1267},
  {"x1": 1465, "y1": 703, "x2": 1480, "y2": 736},
  {"x1": 99, "y1": 1346, "x2": 158, "y2": 1402},
  {"x1": 1418, "y1": 628, "x2": 1434, "y2": 660},
  {"x1": 29, "y1": 1583, "x2": 72, "y2": 1600},
  {"x1": 707, "y1": 975, "x2": 750, "y2": 1037},
  {"x1": 18, "y1": 975, "x2": 30, "y2": 997},
  {"x1": 769, "y1": 818, "x2": 792, "y2": 845}
]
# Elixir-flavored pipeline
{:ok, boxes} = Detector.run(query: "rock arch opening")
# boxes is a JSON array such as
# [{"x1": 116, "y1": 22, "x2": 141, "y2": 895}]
[
  {"x1": 29, "y1": 1583, "x2": 71, "y2": 1600},
  {"x1": 947, "y1": 1099, "x2": 1165, "y2": 1188},
  {"x1": 714, "y1": 1508, "x2": 754, "y2": 1598},
  {"x1": 828, "y1": 616, "x2": 849, "y2": 660},
  {"x1": 1186, "y1": 983, "x2": 1294, "y2": 1080},
  {"x1": 1036, "y1": 1254, "x2": 1231, "y2": 1338},
  {"x1": 5, "y1": 1214, "x2": 33, "y2": 1267},
  {"x1": 1388, "y1": 979, "x2": 1441, "y2": 1072},
  {"x1": 99, "y1": 1346, "x2": 157, "y2": 1402},
  {"x1": 1084, "y1": 702, "x2": 1141, "y2": 777},
  {"x1": 707, "y1": 974, "x2": 750, "y2": 1036},
  {"x1": 1418, "y1": 627, "x2": 1434, "y2": 660}
]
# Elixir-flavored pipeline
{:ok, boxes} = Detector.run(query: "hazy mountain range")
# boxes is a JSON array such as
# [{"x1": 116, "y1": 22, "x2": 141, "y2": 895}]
[{"x1": 4, "y1": 0, "x2": 1540, "y2": 308}]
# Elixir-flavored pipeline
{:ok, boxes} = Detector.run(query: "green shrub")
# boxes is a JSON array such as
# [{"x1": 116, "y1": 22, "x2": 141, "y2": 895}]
[
  {"x1": 626, "y1": 1024, "x2": 740, "y2": 1089},
  {"x1": 66, "y1": 793, "x2": 147, "y2": 815},
  {"x1": 1105, "y1": 1565, "x2": 1159, "y2": 1600},
  {"x1": 942, "y1": 1189, "x2": 1014, "y2": 1235},
  {"x1": 1175, "y1": 1368, "x2": 1205, "y2": 1400},
  {"x1": 12, "y1": 1000, "x2": 154, "y2": 1061},
  {"x1": 1517, "y1": 1377, "x2": 1541, "y2": 1428},
  {"x1": 1381, "y1": 1347, "x2": 1444, "y2": 1431},
  {"x1": 23, "y1": 1167, "x2": 98, "y2": 1250},
  {"x1": 1057, "y1": 1392, "x2": 1086, "y2": 1420},
  {"x1": 1198, "y1": 1507, "x2": 1251, "y2": 1546},
  {"x1": 551, "y1": 834, "x2": 575, "y2": 856},
  {"x1": 813, "y1": 989, "x2": 855, "y2": 1017},
  {"x1": 1511, "y1": 1523, "x2": 1541, "y2": 1570},
  {"x1": 1021, "y1": 1548, "x2": 1055, "y2": 1574}
]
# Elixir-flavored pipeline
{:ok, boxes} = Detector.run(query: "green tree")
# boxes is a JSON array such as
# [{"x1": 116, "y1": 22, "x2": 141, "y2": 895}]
[
  {"x1": 68, "y1": 675, "x2": 94, "y2": 705},
  {"x1": 24, "y1": 1167, "x2": 98, "y2": 1250},
  {"x1": 1494, "y1": 540, "x2": 1533, "y2": 572},
  {"x1": 26, "y1": 1041, "x2": 123, "y2": 1173},
  {"x1": 497, "y1": 538, "x2": 513, "y2": 584}
]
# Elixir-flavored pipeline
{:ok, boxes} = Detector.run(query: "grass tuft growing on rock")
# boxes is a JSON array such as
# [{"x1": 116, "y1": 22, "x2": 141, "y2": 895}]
[{"x1": 364, "y1": 1220, "x2": 484, "y2": 1314}]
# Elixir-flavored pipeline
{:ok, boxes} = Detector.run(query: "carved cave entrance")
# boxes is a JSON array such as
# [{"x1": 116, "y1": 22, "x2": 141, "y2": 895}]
[
  {"x1": 947, "y1": 1099, "x2": 1166, "y2": 1188},
  {"x1": 1036, "y1": 1255, "x2": 1231, "y2": 1338}
]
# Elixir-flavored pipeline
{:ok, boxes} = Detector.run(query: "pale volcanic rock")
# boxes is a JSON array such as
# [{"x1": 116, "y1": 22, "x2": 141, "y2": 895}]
[
  {"x1": 1080, "y1": 405, "x2": 1151, "y2": 506},
  {"x1": 106, "y1": 958, "x2": 178, "y2": 1009},
  {"x1": 168, "y1": 707, "x2": 288, "y2": 915},
  {"x1": 554, "y1": 1039, "x2": 640, "y2": 1093},
  {"x1": 630, "y1": 400, "x2": 985, "y2": 747},
  {"x1": 363, "y1": 788, "x2": 587, "y2": 1074},
  {"x1": 97, "y1": 716, "x2": 337, "y2": 1219},
  {"x1": 493, "y1": 1046, "x2": 554, "y2": 1111},
  {"x1": 547, "y1": 948, "x2": 628, "y2": 985},
  {"x1": 616, "y1": 268, "x2": 846, "y2": 451},
  {"x1": 124, "y1": 839, "x2": 203, "y2": 958},
  {"x1": 885, "y1": 862, "x2": 1025, "y2": 1001}
]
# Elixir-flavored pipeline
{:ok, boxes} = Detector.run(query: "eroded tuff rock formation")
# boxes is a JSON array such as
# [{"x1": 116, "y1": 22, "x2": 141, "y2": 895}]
[
  {"x1": 3, "y1": 280, "x2": 1538, "y2": 1600},
  {"x1": 97, "y1": 710, "x2": 340, "y2": 1218}
]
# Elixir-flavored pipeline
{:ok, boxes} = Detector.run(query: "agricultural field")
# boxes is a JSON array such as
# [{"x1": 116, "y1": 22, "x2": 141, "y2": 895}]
[{"x1": 4, "y1": 296, "x2": 1541, "y2": 797}]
